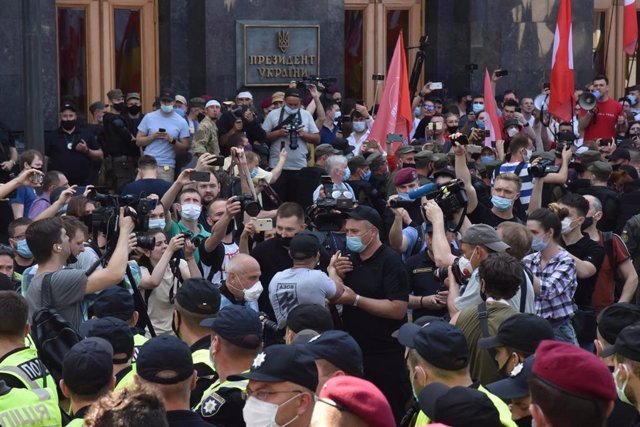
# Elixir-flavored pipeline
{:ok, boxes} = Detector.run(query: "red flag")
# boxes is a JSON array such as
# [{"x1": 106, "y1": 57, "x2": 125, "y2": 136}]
[
  {"x1": 549, "y1": 0, "x2": 575, "y2": 123},
  {"x1": 624, "y1": 0, "x2": 638, "y2": 56},
  {"x1": 368, "y1": 32, "x2": 412, "y2": 152},
  {"x1": 483, "y1": 69, "x2": 502, "y2": 142}
]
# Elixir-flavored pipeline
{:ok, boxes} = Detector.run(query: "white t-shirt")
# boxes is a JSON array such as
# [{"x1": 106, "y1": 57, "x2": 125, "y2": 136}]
[
  {"x1": 140, "y1": 259, "x2": 187, "y2": 336},
  {"x1": 263, "y1": 107, "x2": 319, "y2": 170}
]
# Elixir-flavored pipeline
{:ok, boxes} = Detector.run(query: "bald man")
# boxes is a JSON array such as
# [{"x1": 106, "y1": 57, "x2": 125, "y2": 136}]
[{"x1": 220, "y1": 254, "x2": 263, "y2": 311}]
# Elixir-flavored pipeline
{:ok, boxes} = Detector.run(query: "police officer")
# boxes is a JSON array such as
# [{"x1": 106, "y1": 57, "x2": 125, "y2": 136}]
[
  {"x1": 79, "y1": 317, "x2": 135, "y2": 390},
  {"x1": 196, "y1": 305, "x2": 263, "y2": 425},
  {"x1": 173, "y1": 277, "x2": 221, "y2": 407},
  {"x1": 0, "y1": 291, "x2": 56, "y2": 397},
  {"x1": 61, "y1": 337, "x2": 116, "y2": 426},
  {"x1": 91, "y1": 286, "x2": 148, "y2": 362},
  {"x1": 0, "y1": 380, "x2": 61, "y2": 427}
]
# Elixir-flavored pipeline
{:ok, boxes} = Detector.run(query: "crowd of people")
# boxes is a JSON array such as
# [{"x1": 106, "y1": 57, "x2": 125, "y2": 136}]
[{"x1": 0, "y1": 71, "x2": 640, "y2": 426}]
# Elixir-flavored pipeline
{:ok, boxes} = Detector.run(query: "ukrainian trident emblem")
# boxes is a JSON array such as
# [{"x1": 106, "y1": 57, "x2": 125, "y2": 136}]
[{"x1": 277, "y1": 30, "x2": 290, "y2": 53}]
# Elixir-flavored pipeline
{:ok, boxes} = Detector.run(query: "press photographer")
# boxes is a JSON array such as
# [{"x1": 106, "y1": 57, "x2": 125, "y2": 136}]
[{"x1": 217, "y1": 91, "x2": 266, "y2": 156}]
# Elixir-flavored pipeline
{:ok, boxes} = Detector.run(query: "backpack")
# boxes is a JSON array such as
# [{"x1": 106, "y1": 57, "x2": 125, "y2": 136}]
[{"x1": 30, "y1": 273, "x2": 82, "y2": 384}]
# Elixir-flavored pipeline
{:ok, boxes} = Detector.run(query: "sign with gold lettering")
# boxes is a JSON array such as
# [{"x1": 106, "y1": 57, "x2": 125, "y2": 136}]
[{"x1": 236, "y1": 21, "x2": 320, "y2": 87}]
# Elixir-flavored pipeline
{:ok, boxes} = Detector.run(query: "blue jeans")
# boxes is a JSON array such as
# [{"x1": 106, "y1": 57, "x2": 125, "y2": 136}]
[{"x1": 553, "y1": 322, "x2": 578, "y2": 345}]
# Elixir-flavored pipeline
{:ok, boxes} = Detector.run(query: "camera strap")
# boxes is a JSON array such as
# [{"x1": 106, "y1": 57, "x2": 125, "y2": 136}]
[{"x1": 477, "y1": 301, "x2": 496, "y2": 360}]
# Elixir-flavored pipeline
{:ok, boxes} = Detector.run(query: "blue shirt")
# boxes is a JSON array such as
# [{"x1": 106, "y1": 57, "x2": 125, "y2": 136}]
[
  {"x1": 320, "y1": 124, "x2": 339, "y2": 145},
  {"x1": 10, "y1": 187, "x2": 37, "y2": 216},
  {"x1": 137, "y1": 110, "x2": 190, "y2": 167}
]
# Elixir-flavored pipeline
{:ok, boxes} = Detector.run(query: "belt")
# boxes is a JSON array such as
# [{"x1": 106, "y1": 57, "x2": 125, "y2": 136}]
[{"x1": 109, "y1": 155, "x2": 133, "y2": 161}]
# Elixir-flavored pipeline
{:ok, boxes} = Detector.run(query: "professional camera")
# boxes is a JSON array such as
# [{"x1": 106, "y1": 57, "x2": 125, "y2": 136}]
[
  {"x1": 528, "y1": 159, "x2": 560, "y2": 178},
  {"x1": 235, "y1": 194, "x2": 262, "y2": 217},
  {"x1": 425, "y1": 180, "x2": 468, "y2": 217},
  {"x1": 86, "y1": 191, "x2": 157, "y2": 236},
  {"x1": 258, "y1": 312, "x2": 278, "y2": 333},
  {"x1": 178, "y1": 230, "x2": 206, "y2": 248},
  {"x1": 450, "y1": 132, "x2": 469, "y2": 146},
  {"x1": 556, "y1": 131, "x2": 576, "y2": 143},
  {"x1": 311, "y1": 177, "x2": 354, "y2": 232},
  {"x1": 388, "y1": 197, "x2": 417, "y2": 209},
  {"x1": 295, "y1": 76, "x2": 337, "y2": 91},
  {"x1": 136, "y1": 235, "x2": 156, "y2": 251},
  {"x1": 286, "y1": 114, "x2": 303, "y2": 150},
  {"x1": 433, "y1": 256, "x2": 471, "y2": 285},
  {"x1": 231, "y1": 104, "x2": 257, "y2": 120}
]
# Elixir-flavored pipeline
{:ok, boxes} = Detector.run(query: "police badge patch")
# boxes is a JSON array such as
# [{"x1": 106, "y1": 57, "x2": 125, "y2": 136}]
[{"x1": 201, "y1": 392, "x2": 226, "y2": 417}]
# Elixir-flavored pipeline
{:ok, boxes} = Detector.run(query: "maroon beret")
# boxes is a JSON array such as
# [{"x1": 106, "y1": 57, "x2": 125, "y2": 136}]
[
  {"x1": 533, "y1": 340, "x2": 616, "y2": 401},
  {"x1": 319, "y1": 376, "x2": 394, "y2": 427},
  {"x1": 393, "y1": 167, "x2": 418, "y2": 187}
]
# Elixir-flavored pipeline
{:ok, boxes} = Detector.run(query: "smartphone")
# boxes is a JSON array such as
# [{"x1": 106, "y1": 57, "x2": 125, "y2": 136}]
[
  {"x1": 158, "y1": 128, "x2": 166, "y2": 133},
  {"x1": 481, "y1": 129, "x2": 491, "y2": 137},
  {"x1": 430, "y1": 82, "x2": 443, "y2": 90},
  {"x1": 254, "y1": 218, "x2": 273, "y2": 232},
  {"x1": 599, "y1": 138, "x2": 613, "y2": 147},
  {"x1": 209, "y1": 156, "x2": 225, "y2": 167},
  {"x1": 515, "y1": 107, "x2": 522, "y2": 113},
  {"x1": 321, "y1": 175, "x2": 333, "y2": 185},
  {"x1": 428, "y1": 122, "x2": 443, "y2": 131},
  {"x1": 495, "y1": 69, "x2": 509, "y2": 77},
  {"x1": 189, "y1": 171, "x2": 211, "y2": 182},
  {"x1": 386, "y1": 133, "x2": 403, "y2": 143}
]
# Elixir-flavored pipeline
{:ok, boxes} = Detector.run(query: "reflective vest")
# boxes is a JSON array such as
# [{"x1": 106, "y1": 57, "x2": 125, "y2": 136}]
[
  {"x1": 131, "y1": 334, "x2": 148, "y2": 363},
  {"x1": 195, "y1": 372, "x2": 248, "y2": 415},
  {"x1": 413, "y1": 385, "x2": 517, "y2": 427},
  {"x1": 192, "y1": 348, "x2": 215, "y2": 377},
  {"x1": 0, "y1": 387, "x2": 61, "y2": 427},
  {"x1": 114, "y1": 364, "x2": 137, "y2": 391},
  {"x1": 0, "y1": 348, "x2": 57, "y2": 400},
  {"x1": 66, "y1": 418, "x2": 84, "y2": 427}
]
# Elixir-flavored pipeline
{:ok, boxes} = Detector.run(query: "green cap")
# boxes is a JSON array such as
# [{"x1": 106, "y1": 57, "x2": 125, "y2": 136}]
[
  {"x1": 587, "y1": 160, "x2": 613, "y2": 177},
  {"x1": 126, "y1": 92, "x2": 141, "y2": 101},
  {"x1": 415, "y1": 150, "x2": 434, "y2": 161},
  {"x1": 107, "y1": 89, "x2": 124, "y2": 100},
  {"x1": 578, "y1": 150, "x2": 601, "y2": 165},
  {"x1": 396, "y1": 145, "x2": 417, "y2": 156}
]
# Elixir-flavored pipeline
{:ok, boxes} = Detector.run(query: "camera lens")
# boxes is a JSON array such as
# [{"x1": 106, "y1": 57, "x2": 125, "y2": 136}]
[{"x1": 136, "y1": 235, "x2": 156, "y2": 251}]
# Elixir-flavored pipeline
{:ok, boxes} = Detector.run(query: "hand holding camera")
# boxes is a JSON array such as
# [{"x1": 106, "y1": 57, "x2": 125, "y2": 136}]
[
  {"x1": 118, "y1": 208, "x2": 136, "y2": 235},
  {"x1": 168, "y1": 234, "x2": 186, "y2": 253},
  {"x1": 17, "y1": 168, "x2": 44, "y2": 188}
]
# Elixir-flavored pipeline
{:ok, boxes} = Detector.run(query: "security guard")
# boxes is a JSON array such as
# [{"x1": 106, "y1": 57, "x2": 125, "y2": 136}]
[
  {"x1": 196, "y1": 305, "x2": 263, "y2": 424},
  {"x1": 61, "y1": 338, "x2": 116, "y2": 426},
  {"x1": 173, "y1": 278, "x2": 221, "y2": 407},
  {"x1": 79, "y1": 317, "x2": 136, "y2": 391},
  {"x1": 91, "y1": 286, "x2": 149, "y2": 362},
  {"x1": 395, "y1": 320, "x2": 516, "y2": 427},
  {"x1": 0, "y1": 380, "x2": 61, "y2": 427},
  {"x1": 0, "y1": 291, "x2": 56, "y2": 399}
]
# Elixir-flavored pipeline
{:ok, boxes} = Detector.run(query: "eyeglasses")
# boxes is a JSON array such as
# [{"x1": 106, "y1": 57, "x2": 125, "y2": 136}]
[
  {"x1": 315, "y1": 396, "x2": 349, "y2": 412},
  {"x1": 242, "y1": 389, "x2": 303, "y2": 401},
  {"x1": 423, "y1": 104, "x2": 435, "y2": 110}
]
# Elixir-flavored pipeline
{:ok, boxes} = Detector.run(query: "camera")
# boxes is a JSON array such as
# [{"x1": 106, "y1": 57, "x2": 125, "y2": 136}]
[
  {"x1": 556, "y1": 131, "x2": 576, "y2": 143},
  {"x1": 295, "y1": 76, "x2": 337, "y2": 91},
  {"x1": 86, "y1": 191, "x2": 157, "y2": 235},
  {"x1": 177, "y1": 230, "x2": 205, "y2": 248},
  {"x1": 235, "y1": 194, "x2": 262, "y2": 217},
  {"x1": 450, "y1": 133, "x2": 469, "y2": 146},
  {"x1": 312, "y1": 177, "x2": 354, "y2": 231},
  {"x1": 231, "y1": 104, "x2": 256, "y2": 120},
  {"x1": 424, "y1": 180, "x2": 469, "y2": 217},
  {"x1": 528, "y1": 159, "x2": 560, "y2": 178},
  {"x1": 433, "y1": 257, "x2": 471, "y2": 285},
  {"x1": 389, "y1": 197, "x2": 417, "y2": 209},
  {"x1": 259, "y1": 312, "x2": 278, "y2": 333},
  {"x1": 136, "y1": 235, "x2": 156, "y2": 251}
]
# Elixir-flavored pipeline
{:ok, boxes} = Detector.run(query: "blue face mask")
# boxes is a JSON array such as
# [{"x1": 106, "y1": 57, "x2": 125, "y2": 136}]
[
  {"x1": 414, "y1": 107, "x2": 421, "y2": 118},
  {"x1": 342, "y1": 168, "x2": 351, "y2": 181},
  {"x1": 592, "y1": 90, "x2": 601, "y2": 100},
  {"x1": 148, "y1": 218, "x2": 166, "y2": 230},
  {"x1": 362, "y1": 170, "x2": 372, "y2": 181},
  {"x1": 628, "y1": 95, "x2": 638, "y2": 106},
  {"x1": 334, "y1": 111, "x2": 342, "y2": 121},
  {"x1": 491, "y1": 195, "x2": 513, "y2": 211},
  {"x1": 353, "y1": 121, "x2": 366, "y2": 133},
  {"x1": 251, "y1": 168, "x2": 258, "y2": 178},
  {"x1": 481, "y1": 155, "x2": 495, "y2": 164},
  {"x1": 347, "y1": 232, "x2": 369, "y2": 253},
  {"x1": 174, "y1": 108, "x2": 186, "y2": 118},
  {"x1": 160, "y1": 104, "x2": 174, "y2": 114},
  {"x1": 16, "y1": 239, "x2": 33, "y2": 259},
  {"x1": 284, "y1": 105, "x2": 299, "y2": 115},
  {"x1": 473, "y1": 103, "x2": 484, "y2": 114},
  {"x1": 477, "y1": 121, "x2": 486, "y2": 129},
  {"x1": 531, "y1": 236, "x2": 548, "y2": 252}
]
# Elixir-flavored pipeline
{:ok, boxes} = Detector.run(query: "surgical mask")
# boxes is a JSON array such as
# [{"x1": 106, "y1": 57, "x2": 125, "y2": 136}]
[
  {"x1": 561, "y1": 217, "x2": 574, "y2": 235},
  {"x1": 16, "y1": 239, "x2": 33, "y2": 259},
  {"x1": 531, "y1": 236, "x2": 548, "y2": 252},
  {"x1": 175, "y1": 108, "x2": 186, "y2": 118},
  {"x1": 481, "y1": 155, "x2": 495, "y2": 164},
  {"x1": 491, "y1": 195, "x2": 513, "y2": 211},
  {"x1": 180, "y1": 203, "x2": 202, "y2": 221},
  {"x1": 473, "y1": 103, "x2": 484, "y2": 114},
  {"x1": 148, "y1": 218, "x2": 166, "y2": 230},
  {"x1": 593, "y1": 90, "x2": 601, "y2": 100},
  {"x1": 362, "y1": 170, "x2": 372, "y2": 181},
  {"x1": 457, "y1": 250, "x2": 475, "y2": 277},
  {"x1": 334, "y1": 111, "x2": 342, "y2": 121},
  {"x1": 581, "y1": 216, "x2": 593, "y2": 231},
  {"x1": 613, "y1": 364, "x2": 632, "y2": 405},
  {"x1": 127, "y1": 105, "x2": 141, "y2": 115},
  {"x1": 284, "y1": 105, "x2": 299, "y2": 115},
  {"x1": 507, "y1": 127, "x2": 519, "y2": 138},
  {"x1": 243, "y1": 394, "x2": 300, "y2": 427},
  {"x1": 353, "y1": 121, "x2": 366, "y2": 133},
  {"x1": 342, "y1": 168, "x2": 351, "y2": 181},
  {"x1": 414, "y1": 107, "x2": 421, "y2": 118},
  {"x1": 347, "y1": 230, "x2": 371, "y2": 253},
  {"x1": 477, "y1": 120, "x2": 486, "y2": 129},
  {"x1": 525, "y1": 149, "x2": 533, "y2": 162},
  {"x1": 629, "y1": 95, "x2": 638, "y2": 106},
  {"x1": 160, "y1": 104, "x2": 174, "y2": 114},
  {"x1": 243, "y1": 281, "x2": 263, "y2": 302},
  {"x1": 61, "y1": 120, "x2": 76, "y2": 131},
  {"x1": 251, "y1": 168, "x2": 259, "y2": 179}
]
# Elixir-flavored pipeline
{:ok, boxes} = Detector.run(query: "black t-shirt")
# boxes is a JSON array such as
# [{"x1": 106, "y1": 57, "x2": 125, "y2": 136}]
[
  {"x1": 166, "y1": 410, "x2": 213, "y2": 427},
  {"x1": 121, "y1": 178, "x2": 172, "y2": 198},
  {"x1": 199, "y1": 386, "x2": 246, "y2": 427},
  {"x1": 468, "y1": 202, "x2": 521, "y2": 228},
  {"x1": 342, "y1": 245, "x2": 409, "y2": 355},
  {"x1": 565, "y1": 235, "x2": 605, "y2": 307},
  {"x1": 13, "y1": 261, "x2": 33, "y2": 276},
  {"x1": 217, "y1": 111, "x2": 266, "y2": 155},
  {"x1": 102, "y1": 112, "x2": 141, "y2": 157},
  {"x1": 405, "y1": 250, "x2": 448, "y2": 319},
  {"x1": 576, "y1": 185, "x2": 621, "y2": 233},
  {"x1": 45, "y1": 127, "x2": 100, "y2": 185}
]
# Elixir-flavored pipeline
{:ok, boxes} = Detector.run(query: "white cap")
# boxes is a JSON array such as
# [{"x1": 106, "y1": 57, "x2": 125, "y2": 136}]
[
  {"x1": 205, "y1": 100, "x2": 221, "y2": 109},
  {"x1": 175, "y1": 95, "x2": 187, "y2": 105},
  {"x1": 237, "y1": 91, "x2": 253, "y2": 100}
]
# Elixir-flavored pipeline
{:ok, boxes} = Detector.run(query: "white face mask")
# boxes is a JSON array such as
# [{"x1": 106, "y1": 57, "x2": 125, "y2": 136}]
[
  {"x1": 243, "y1": 281, "x2": 263, "y2": 302},
  {"x1": 561, "y1": 217, "x2": 573, "y2": 235},
  {"x1": 181, "y1": 203, "x2": 202, "y2": 221},
  {"x1": 507, "y1": 127, "x2": 519, "y2": 138},
  {"x1": 243, "y1": 395, "x2": 300, "y2": 427},
  {"x1": 614, "y1": 364, "x2": 633, "y2": 405}
]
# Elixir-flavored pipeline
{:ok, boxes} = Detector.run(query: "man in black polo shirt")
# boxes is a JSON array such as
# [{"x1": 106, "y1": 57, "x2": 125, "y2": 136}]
[
  {"x1": 337, "y1": 205, "x2": 411, "y2": 423},
  {"x1": 45, "y1": 102, "x2": 103, "y2": 185}
]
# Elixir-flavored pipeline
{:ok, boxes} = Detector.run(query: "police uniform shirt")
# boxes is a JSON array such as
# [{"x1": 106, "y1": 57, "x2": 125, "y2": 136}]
[
  {"x1": 197, "y1": 379, "x2": 247, "y2": 427},
  {"x1": 405, "y1": 250, "x2": 447, "y2": 319},
  {"x1": 166, "y1": 409, "x2": 213, "y2": 427},
  {"x1": 190, "y1": 336, "x2": 217, "y2": 409}
]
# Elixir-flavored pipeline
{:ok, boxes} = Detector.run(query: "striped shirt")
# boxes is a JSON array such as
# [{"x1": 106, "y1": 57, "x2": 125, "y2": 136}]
[
  {"x1": 523, "y1": 249, "x2": 577, "y2": 322},
  {"x1": 498, "y1": 161, "x2": 532, "y2": 210}
]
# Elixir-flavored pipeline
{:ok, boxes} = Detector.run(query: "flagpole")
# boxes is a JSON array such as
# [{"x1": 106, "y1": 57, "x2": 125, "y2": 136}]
[
  {"x1": 625, "y1": 40, "x2": 639, "y2": 87},
  {"x1": 372, "y1": 76, "x2": 384, "y2": 120}
]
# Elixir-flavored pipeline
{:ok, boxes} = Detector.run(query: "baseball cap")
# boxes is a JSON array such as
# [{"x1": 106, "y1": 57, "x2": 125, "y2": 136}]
[
  {"x1": 478, "y1": 314, "x2": 554, "y2": 354},
  {"x1": 126, "y1": 92, "x2": 141, "y2": 101},
  {"x1": 175, "y1": 278, "x2": 220, "y2": 316},
  {"x1": 533, "y1": 340, "x2": 616, "y2": 401},
  {"x1": 367, "y1": 152, "x2": 385, "y2": 169},
  {"x1": 61, "y1": 102, "x2": 76, "y2": 113},
  {"x1": 415, "y1": 150, "x2": 434, "y2": 161},
  {"x1": 91, "y1": 287, "x2": 135, "y2": 321},
  {"x1": 587, "y1": 160, "x2": 613, "y2": 177},
  {"x1": 79, "y1": 317, "x2": 134, "y2": 364},
  {"x1": 460, "y1": 224, "x2": 510, "y2": 252},
  {"x1": 578, "y1": 150, "x2": 601, "y2": 165},
  {"x1": 348, "y1": 155, "x2": 371, "y2": 171},
  {"x1": 419, "y1": 383, "x2": 502, "y2": 427},
  {"x1": 600, "y1": 322, "x2": 640, "y2": 361},
  {"x1": 63, "y1": 337, "x2": 114, "y2": 395},
  {"x1": 396, "y1": 321, "x2": 469, "y2": 370},
  {"x1": 272, "y1": 91, "x2": 285, "y2": 104},
  {"x1": 503, "y1": 118, "x2": 520, "y2": 130},
  {"x1": 284, "y1": 88, "x2": 301, "y2": 99},
  {"x1": 486, "y1": 355, "x2": 534, "y2": 400},
  {"x1": 393, "y1": 168, "x2": 419, "y2": 187},
  {"x1": 107, "y1": 89, "x2": 124, "y2": 100},
  {"x1": 174, "y1": 95, "x2": 188, "y2": 105},
  {"x1": 345, "y1": 205, "x2": 384, "y2": 235},
  {"x1": 304, "y1": 330, "x2": 364, "y2": 376},
  {"x1": 608, "y1": 147, "x2": 631, "y2": 162},
  {"x1": 332, "y1": 138, "x2": 355, "y2": 156},
  {"x1": 158, "y1": 88, "x2": 174, "y2": 102},
  {"x1": 189, "y1": 97, "x2": 205, "y2": 109},
  {"x1": 228, "y1": 344, "x2": 318, "y2": 391},
  {"x1": 597, "y1": 303, "x2": 640, "y2": 345},
  {"x1": 396, "y1": 145, "x2": 417, "y2": 156},
  {"x1": 89, "y1": 101, "x2": 105, "y2": 114},
  {"x1": 286, "y1": 304, "x2": 333, "y2": 333},
  {"x1": 136, "y1": 335, "x2": 194, "y2": 385},
  {"x1": 289, "y1": 231, "x2": 321, "y2": 260},
  {"x1": 318, "y1": 376, "x2": 394, "y2": 427},
  {"x1": 432, "y1": 167, "x2": 456, "y2": 180},
  {"x1": 200, "y1": 305, "x2": 262, "y2": 349},
  {"x1": 315, "y1": 144, "x2": 340, "y2": 158},
  {"x1": 431, "y1": 153, "x2": 449, "y2": 169}
]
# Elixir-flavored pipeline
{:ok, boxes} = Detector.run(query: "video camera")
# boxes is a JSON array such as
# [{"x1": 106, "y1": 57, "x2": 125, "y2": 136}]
[
  {"x1": 312, "y1": 176, "x2": 355, "y2": 232},
  {"x1": 528, "y1": 159, "x2": 560, "y2": 178},
  {"x1": 433, "y1": 256, "x2": 471, "y2": 285},
  {"x1": 231, "y1": 104, "x2": 257, "y2": 119},
  {"x1": 392, "y1": 180, "x2": 468, "y2": 217},
  {"x1": 295, "y1": 76, "x2": 337, "y2": 91}
]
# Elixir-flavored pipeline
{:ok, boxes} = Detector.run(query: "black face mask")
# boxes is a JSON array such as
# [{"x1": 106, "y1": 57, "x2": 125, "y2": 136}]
[
  {"x1": 569, "y1": 161, "x2": 584, "y2": 173},
  {"x1": 514, "y1": 415, "x2": 533, "y2": 427},
  {"x1": 127, "y1": 104, "x2": 141, "y2": 115},
  {"x1": 276, "y1": 234, "x2": 293, "y2": 247},
  {"x1": 197, "y1": 112, "x2": 206, "y2": 122},
  {"x1": 66, "y1": 254, "x2": 78, "y2": 265},
  {"x1": 497, "y1": 354, "x2": 513, "y2": 378},
  {"x1": 113, "y1": 102, "x2": 127, "y2": 113},
  {"x1": 171, "y1": 313, "x2": 180, "y2": 338},
  {"x1": 402, "y1": 162, "x2": 416, "y2": 169},
  {"x1": 581, "y1": 216, "x2": 593, "y2": 231},
  {"x1": 61, "y1": 120, "x2": 76, "y2": 131},
  {"x1": 447, "y1": 125, "x2": 459, "y2": 134}
]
